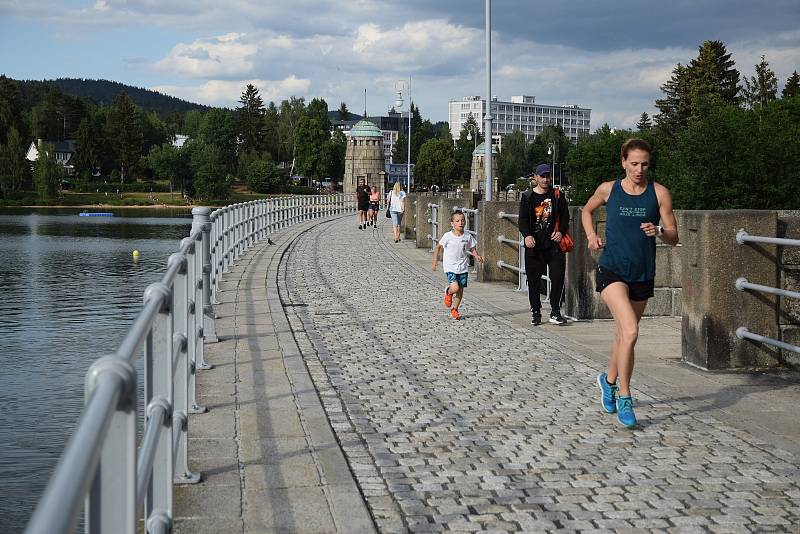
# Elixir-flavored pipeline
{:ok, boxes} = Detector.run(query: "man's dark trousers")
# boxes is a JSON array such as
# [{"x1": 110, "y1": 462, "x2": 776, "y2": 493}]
[{"x1": 525, "y1": 246, "x2": 565, "y2": 313}]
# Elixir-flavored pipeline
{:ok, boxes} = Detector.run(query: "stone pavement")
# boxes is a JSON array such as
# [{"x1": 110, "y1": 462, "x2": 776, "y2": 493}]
[{"x1": 176, "y1": 214, "x2": 800, "y2": 533}]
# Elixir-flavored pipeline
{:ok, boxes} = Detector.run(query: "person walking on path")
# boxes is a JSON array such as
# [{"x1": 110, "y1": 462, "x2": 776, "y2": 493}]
[
  {"x1": 355, "y1": 179, "x2": 370, "y2": 229},
  {"x1": 581, "y1": 138, "x2": 679, "y2": 428},
  {"x1": 387, "y1": 182, "x2": 406, "y2": 243},
  {"x1": 367, "y1": 186, "x2": 381, "y2": 227},
  {"x1": 518, "y1": 163, "x2": 569, "y2": 326},
  {"x1": 432, "y1": 210, "x2": 483, "y2": 320}
]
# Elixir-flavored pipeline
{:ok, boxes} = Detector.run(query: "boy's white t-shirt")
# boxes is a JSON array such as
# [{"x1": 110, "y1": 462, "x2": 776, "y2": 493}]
[
  {"x1": 439, "y1": 230, "x2": 477, "y2": 274},
  {"x1": 388, "y1": 190, "x2": 406, "y2": 212}
]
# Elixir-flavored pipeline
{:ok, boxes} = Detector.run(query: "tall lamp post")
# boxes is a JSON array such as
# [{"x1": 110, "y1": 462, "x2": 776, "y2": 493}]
[
  {"x1": 395, "y1": 78, "x2": 412, "y2": 193},
  {"x1": 547, "y1": 141, "x2": 558, "y2": 188},
  {"x1": 484, "y1": 0, "x2": 493, "y2": 200}
]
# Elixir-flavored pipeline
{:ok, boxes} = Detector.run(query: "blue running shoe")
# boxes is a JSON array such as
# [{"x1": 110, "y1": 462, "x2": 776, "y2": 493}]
[
  {"x1": 597, "y1": 373, "x2": 618, "y2": 413},
  {"x1": 616, "y1": 396, "x2": 637, "y2": 428}
]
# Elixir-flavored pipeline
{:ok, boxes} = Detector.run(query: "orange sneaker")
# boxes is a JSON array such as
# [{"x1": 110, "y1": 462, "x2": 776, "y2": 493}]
[
  {"x1": 443, "y1": 288, "x2": 452, "y2": 308},
  {"x1": 450, "y1": 308, "x2": 460, "y2": 320}
]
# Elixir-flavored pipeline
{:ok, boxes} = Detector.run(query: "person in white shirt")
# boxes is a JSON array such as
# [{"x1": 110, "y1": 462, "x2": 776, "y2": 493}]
[
  {"x1": 431, "y1": 211, "x2": 483, "y2": 320},
  {"x1": 387, "y1": 182, "x2": 407, "y2": 242}
]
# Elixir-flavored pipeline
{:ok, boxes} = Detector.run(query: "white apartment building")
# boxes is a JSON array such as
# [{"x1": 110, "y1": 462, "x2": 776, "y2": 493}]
[{"x1": 448, "y1": 95, "x2": 591, "y2": 145}]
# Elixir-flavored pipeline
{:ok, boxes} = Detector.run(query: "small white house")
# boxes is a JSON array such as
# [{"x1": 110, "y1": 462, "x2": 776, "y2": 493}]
[
  {"x1": 26, "y1": 139, "x2": 78, "y2": 175},
  {"x1": 172, "y1": 134, "x2": 190, "y2": 148}
]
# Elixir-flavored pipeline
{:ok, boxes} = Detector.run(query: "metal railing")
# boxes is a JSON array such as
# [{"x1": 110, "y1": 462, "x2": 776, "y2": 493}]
[
  {"x1": 453, "y1": 206, "x2": 479, "y2": 273},
  {"x1": 26, "y1": 194, "x2": 354, "y2": 534},
  {"x1": 427, "y1": 203, "x2": 440, "y2": 251},
  {"x1": 495, "y1": 211, "x2": 551, "y2": 297},
  {"x1": 734, "y1": 228, "x2": 800, "y2": 355}
]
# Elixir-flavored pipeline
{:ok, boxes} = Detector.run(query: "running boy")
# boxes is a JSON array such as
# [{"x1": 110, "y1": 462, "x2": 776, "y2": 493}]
[{"x1": 432, "y1": 210, "x2": 483, "y2": 320}]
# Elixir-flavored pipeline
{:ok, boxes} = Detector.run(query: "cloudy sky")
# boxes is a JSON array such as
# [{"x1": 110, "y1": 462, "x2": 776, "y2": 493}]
[{"x1": 1, "y1": 0, "x2": 799, "y2": 129}]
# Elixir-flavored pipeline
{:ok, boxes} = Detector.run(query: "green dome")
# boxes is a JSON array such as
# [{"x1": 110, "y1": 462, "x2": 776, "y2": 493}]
[
  {"x1": 473, "y1": 141, "x2": 499, "y2": 156},
  {"x1": 347, "y1": 119, "x2": 382, "y2": 138}
]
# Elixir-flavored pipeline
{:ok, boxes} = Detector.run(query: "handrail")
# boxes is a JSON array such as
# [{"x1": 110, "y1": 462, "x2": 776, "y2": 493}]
[
  {"x1": 736, "y1": 229, "x2": 800, "y2": 247},
  {"x1": 25, "y1": 193, "x2": 356, "y2": 534},
  {"x1": 734, "y1": 227, "x2": 800, "y2": 359}
]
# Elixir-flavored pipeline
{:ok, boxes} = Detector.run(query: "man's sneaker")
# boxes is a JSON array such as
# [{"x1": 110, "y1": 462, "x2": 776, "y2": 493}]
[
  {"x1": 616, "y1": 396, "x2": 637, "y2": 428},
  {"x1": 444, "y1": 288, "x2": 453, "y2": 308},
  {"x1": 597, "y1": 373, "x2": 618, "y2": 413},
  {"x1": 531, "y1": 311, "x2": 542, "y2": 325},
  {"x1": 450, "y1": 308, "x2": 460, "y2": 320},
  {"x1": 549, "y1": 312, "x2": 567, "y2": 325}
]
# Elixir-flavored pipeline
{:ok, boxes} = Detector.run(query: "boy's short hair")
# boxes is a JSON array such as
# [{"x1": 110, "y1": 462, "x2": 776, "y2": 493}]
[{"x1": 451, "y1": 210, "x2": 465, "y2": 222}]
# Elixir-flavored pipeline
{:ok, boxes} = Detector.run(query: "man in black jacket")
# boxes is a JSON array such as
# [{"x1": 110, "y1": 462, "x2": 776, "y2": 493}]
[{"x1": 518, "y1": 164, "x2": 569, "y2": 325}]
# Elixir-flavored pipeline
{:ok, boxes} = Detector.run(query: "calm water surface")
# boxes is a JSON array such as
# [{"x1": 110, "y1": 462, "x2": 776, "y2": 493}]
[{"x1": 0, "y1": 208, "x2": 192, "y2": 532}]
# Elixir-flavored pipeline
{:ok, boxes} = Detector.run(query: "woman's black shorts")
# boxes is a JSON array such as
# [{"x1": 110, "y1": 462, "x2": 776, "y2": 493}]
[
  {"x1": 595, "y1": 265, "x2": 654, "y2": 301},
  {"x1": 368, "y1": 202, "x2": 379, "y2": 211}
]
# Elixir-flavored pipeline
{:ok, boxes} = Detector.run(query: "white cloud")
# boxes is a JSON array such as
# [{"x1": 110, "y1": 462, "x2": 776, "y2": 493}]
[
  {"x1": 154, "y1": 33, "x2": 258, "y2": 78},
  {"x1": 152, "y1": 76, "x2": 311, "y2": 107}
]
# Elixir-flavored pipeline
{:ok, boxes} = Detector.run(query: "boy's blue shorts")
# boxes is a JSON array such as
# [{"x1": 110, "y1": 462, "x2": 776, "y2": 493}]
[{"x1": 446, "y1": 272, "x2": 468, "y2": 287}]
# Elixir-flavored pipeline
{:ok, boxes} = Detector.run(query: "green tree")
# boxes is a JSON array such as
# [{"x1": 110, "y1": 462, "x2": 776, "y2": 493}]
[
  {"x1": 263, "y1": 102, "x2": 281, "y2": 163},
  {"x1": 141, "y1": 110, "x2": 171, "y2": 154},
  {"x1": 636, "y1": 112, "x2": 653, "y2": 131},
  {"x1": 294, "y1": 99, "x2": 331, "y2": 183},
  {"x1": 32, "y1": 142, "x2": 63, "y2": 200},
  {"x1": 327, "y1": 129, "x2": 347, "y2": 182},
  {"x1": 0, "y1": 127, "x2": 29, "y2": 195},
  {"x1": 498, "y1": 129, "x2": 528, "y2": 187},
  {"x1": 198, "y1": 108, "x2": 237, "y2": 171},
  {"x1": 190, "y1": 142, "x2": 230, "y2": 200},
  {"x1": 73, "y1": 114, "x2": 103, "y2": 179},
  {"x1": 415, "y1": 138, "x2": 457, "y2": 190},
  {"x1": 528, "y1": 125, "x2": 570, "y2": 183},
  {"x1": 393, "y1": 103, "x2": 433, "y2": 165},
  {"x1": 106, "y1": 91, "x2": 143, "y2": 182},
  {"x1": 236, "y1": 84, "x2": 266, "y2": 154},
  {"x1": 338, "y1": 102, "x2": 350, "y2": 121},
  {"x1": 655, "y1": 41, "x2": 740, "y2": 137},
  {"x1": 182, "y1": 110, "x2": 204, "y2": 138},
  {"x1": 277, "y1": 96, "x2": 306, "y2": 169},
  {"x1": 146, "y1": 143, "x2": 191, "y2": 195},
  {"x1": 0, "y1": 75, "x2": 23, "y2": 145},
  {"x1": 742, "y1": 55, "x2": 778, "y2": 110},
  {"x1": 437, "y1": 123, "x2": 453, "y2": 142},
  {"x1": 242, "y1": 153, "x2": 285, "y2": 193},
  {"x1": 782, "y1": 71, "x2": 800, "y2": 99}
]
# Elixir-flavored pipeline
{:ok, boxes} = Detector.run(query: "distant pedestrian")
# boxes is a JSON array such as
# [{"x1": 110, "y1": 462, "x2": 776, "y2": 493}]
[
  {"x1": 518, "y1": 163, "x2": 569, "y2": 326},
  {"x1": 387, "y1": 182, "x2": 406, "y2": 243},
  {"x1": 432, "y1": 210, "x2": 483, "y2": 321},
  {"x1": 367, "y1": 186, "x2": 381, "y2": 227},
  {"x1": 355, "y1": 179, "x2": 370, "y2": 230},
  {"x1": 581, "y1": 138, "x2": 679, "y2": 428}
]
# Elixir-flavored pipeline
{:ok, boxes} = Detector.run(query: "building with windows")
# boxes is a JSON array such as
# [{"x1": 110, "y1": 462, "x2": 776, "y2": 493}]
[{"x1": 448, "y1": 95, "x2": 591, "y2": 145}]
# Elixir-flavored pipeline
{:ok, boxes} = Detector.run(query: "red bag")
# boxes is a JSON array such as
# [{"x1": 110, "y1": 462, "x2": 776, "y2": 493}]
[{"x1": 554, "y1": 189, "x2": 574, "y2": 253}]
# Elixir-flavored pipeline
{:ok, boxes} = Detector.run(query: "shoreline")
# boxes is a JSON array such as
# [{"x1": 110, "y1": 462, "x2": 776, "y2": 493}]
[{"x1": 3, "y1": 204, "x2": 207, "y2": 209}]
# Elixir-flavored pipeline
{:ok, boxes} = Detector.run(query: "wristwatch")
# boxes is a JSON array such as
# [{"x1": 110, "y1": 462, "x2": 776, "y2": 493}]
[{"x1": 656, "y1": 225, "x2": 664, "y2": 236}]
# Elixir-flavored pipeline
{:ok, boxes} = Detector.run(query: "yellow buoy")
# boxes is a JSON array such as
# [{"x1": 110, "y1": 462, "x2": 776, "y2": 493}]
[{"x1": 132, "y1": 250, "x2": 140, "y2": 258}]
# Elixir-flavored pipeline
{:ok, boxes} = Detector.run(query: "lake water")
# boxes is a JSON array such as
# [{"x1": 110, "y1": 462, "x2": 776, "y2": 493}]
[{"x1": 0, "y1": 208, "x2": 193, "y2": 533}]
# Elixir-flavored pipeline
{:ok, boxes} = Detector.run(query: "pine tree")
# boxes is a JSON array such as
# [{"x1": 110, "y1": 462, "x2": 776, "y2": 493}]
[
  {"x1": 338, "y1": 102, "x2": 350, "y2": 121},
  {"x1": 236, "y1": 84, "x2": 266, "y2": 154},
  {"x1": 636, "y1": 112, "x2": 652, "y2": 131},
  {"x1": 0, "y1": 127, "x2": 29, "y2": 195},
  {"x1": 783, "y1": 71, "x2": 800, "y2": 99},
  {"x1": 742, "y1": 55, "x2": 778, "y2": 109},
  {"x1": 688, "y1": 40, "x2": 740, "y2": 105},
  {"x1": 107, "y1": 91, "x2": 143, "y2": 183}
]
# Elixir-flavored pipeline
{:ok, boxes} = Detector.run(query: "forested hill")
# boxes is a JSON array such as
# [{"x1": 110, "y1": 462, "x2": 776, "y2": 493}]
[{"x1": 17, "y1": 78, "x2": 211, "y2": 116}]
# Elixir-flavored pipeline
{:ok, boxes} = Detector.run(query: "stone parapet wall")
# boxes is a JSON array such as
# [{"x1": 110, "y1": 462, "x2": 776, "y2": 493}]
[{"x1": 778, "y1": 210, "x2": 800, "y2": 368}]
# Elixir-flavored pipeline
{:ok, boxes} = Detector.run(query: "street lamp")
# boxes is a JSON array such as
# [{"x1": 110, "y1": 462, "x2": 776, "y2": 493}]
[
  {"x1": 547, "y1": 141, "x2": 558, "y2": 188},
  {"x1": 395, "y1": 78, "x2": 412, "y2": 193},
  {"x1": 484, "y1": 0, "x2": 493, "y2": 201},
  {"x1": 465, "y1": 123, "x2": 477, "y2": 151}
]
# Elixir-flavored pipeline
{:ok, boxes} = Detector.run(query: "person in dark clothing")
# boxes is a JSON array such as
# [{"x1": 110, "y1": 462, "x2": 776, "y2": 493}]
[
  {"x1": 355, "y1": 179, "x2": 371, "y2": 229},
  {"x1": 518, "y1": 163, "x2": 569, "y2": 326}
]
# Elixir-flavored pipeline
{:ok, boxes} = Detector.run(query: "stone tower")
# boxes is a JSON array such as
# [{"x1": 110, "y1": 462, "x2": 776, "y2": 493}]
[
  {"x1": 470, "y1": 141, "x2": 499, "y2": 194},
  {"x1": 343, "y1": 119, "x2": 385, "y2": 195}
]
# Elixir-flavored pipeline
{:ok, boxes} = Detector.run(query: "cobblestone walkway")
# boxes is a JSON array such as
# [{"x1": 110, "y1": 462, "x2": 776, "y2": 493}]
[{"x1": 280, "y1": 218, "x2": 800, "y2": 533}]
